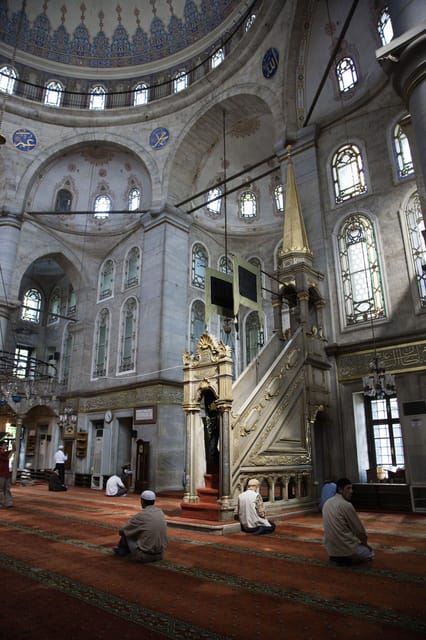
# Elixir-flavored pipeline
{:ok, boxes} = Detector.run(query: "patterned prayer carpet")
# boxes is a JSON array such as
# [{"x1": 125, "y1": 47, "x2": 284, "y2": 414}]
[{"x1": 0, "y1": 484, "x2": 425, "y2": 639}]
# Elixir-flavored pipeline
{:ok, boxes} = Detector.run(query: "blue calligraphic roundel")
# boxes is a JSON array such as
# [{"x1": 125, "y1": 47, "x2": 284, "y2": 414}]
[
  {"x1": 13, "y1": 128, "x2": 37, "y2": 151},
  {"x1": 262, "y1": 48, "x2": 279, "y2": 79},
  {"x1": 149, "y1": 127, "x2": 170, "y2": 150}
]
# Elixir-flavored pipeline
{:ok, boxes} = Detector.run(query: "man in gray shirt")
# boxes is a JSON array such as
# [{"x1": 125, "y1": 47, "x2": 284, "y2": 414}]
[
  {"x1": 114, "y1": 490, "x2": 168, "y2": 562},
  {"x1": 322, "y1": 477, "x2": 374, "y2": 566}
]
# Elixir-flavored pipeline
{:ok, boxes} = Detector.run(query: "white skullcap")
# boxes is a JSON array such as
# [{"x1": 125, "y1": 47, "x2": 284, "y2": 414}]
[{"x1": 141, "y1": 490, "x2": 156, "y2": 501}]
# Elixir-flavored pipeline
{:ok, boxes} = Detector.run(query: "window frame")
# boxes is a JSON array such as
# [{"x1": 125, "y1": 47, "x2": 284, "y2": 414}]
[
  {"x1": 365, "y1": 396, "x2": 404, "y2": 468},
  {"x1": 44, "y1": 80, "x2": 64, "y2": 107},
  {"x1": 337, "y1": 213, "x2": 386, "y2": 326},
  {"x1": 335, "y1": 56, "x2": 358, "y2": 93},
  {"x1": 378, "y1": 7, "x2": 394, "y2": 46},
  {"x1": 0, "y1": 65, "x2": 17, "y2": 94},
  {"x1": 332, "y1": 143, "x2": 368, "y2": 204},
  {"x1": 89, "y1": 85, "x2": 107, "y2": 110}
]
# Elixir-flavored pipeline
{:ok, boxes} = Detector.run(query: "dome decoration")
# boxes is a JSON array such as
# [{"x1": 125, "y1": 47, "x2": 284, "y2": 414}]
[{"x1": 0, "y1": 0, "x2": 242, "y2": 68}]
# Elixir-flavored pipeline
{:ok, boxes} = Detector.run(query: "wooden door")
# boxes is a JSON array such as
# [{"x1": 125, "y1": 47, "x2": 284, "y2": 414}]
[{"x1": 134, "y1": 439, "x2": 150, "y2": 493}]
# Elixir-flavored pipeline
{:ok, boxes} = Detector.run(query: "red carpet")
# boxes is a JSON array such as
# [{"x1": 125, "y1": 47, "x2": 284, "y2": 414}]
[{"x1": 0, "y1": 485, "x2": 425, "y2": 639}]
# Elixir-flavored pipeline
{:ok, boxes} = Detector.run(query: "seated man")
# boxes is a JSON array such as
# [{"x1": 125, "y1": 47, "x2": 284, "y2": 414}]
[
  {"x1": 114, "y1": 490, "x2": 168, "y2": 563},
  {"x1": 105, "y1": 474, "x2": 127, "y2": 497},
  {"x1": 322, "y1": 477, "x2": 374, "y2": 566},
  {"x1": 235, "y1": 478, "x2": 275, "y2": 535},
  {"x1": 48, "y1": 469, "x2": 67, "y2": 491},
  {"x1": 319, "y1": 479, "x2": 336, "y2": 512}
]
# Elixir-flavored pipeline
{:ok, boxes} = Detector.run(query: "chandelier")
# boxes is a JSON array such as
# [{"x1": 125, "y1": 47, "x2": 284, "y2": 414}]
[
  {"x1": 363, "y1": 355, "x2": 396, "y2": 399},
  {"x1": 0, "y1": 350, "x2": 59, "y2": 408}
]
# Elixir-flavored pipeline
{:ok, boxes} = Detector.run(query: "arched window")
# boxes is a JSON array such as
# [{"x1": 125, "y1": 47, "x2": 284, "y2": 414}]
[
  {"x1": 246, "y1": 311, "x2": 264, "y2": 366},
  {"x1": 128, "y1": 187, "x2": 141, "y2": 211},
  {"x1": 336, "y1": 57, "x2": 358, "y2": 93},
  {"x1": 93, "y1": 309, "x2": 109, "y2": 378},
  {"x1": 48, "y1": 288, "x2": 61, "y2": 324},
  {"x1": 61, "y1": 327, "x2": 73, "y2": 385},
  {"x1": 191, "y1": 243, "x2": 208, "y2": 289},
  {"x1": 173, "y1": 70, "x2": 188, "y2": 93},
  {"x1": 206, "y1": 187, "x2": 222, "y2": 214},
  {"x1": 99, "y1": 259, "x2": 114, "y2": 300},
  {"x1": 0, "y1": 65, "x2": 17, "y2": 94},
  {"x1": 93, "y1": 194, "x2": 111, "y2": 220},
  {"x1": 405, "y1": 192, "x2": 426, "y2": 306},
  {"x1": 190, "y1": 300, "x2": 205, "y2": 353},
  {"x1": 211, "y1": 48, "x2": 224, "y2": 69},
  {"x1": 21, "y1": 289, "x2": 42, "y2": 323},
  {"x1": 337, "y1": 214, "x2": 386, "y2": 325},
  {"x1": 67, "y1": 286, "x2": 76, "y2": 314},
  {"x1": 274, "y1": 184, "x2": 284, "y2": 213},
  {"x1": 55, "y1": 188, "x2": 73, "y2": 212},
  {"x1": 393, "y1": 123, "x2": 414, "y2": 179},
  {"x1": 219, "y1": 255, "x2": 233, "y2": 275},
  {"x1": 378, "y1": 7, "x2": 393, "y2": 45},
  {"x1": 239, "y1": 191, "x2": 257, "y2": 218},
  {"x1": 332, "y1": 144, "x2": 367, "y2": 204},
  {"x1": 124, "y1": 247, "x2": 140, "y2": 288},
  {"x1": 119, "y1": 298, "x2": 137, "y2": 373},
  {"x1": 134, "y1": 82, "x2": 148, "y2": 106},
  {"x1": 89, "y1": 85, "x2": 106, "y2": 110},
  {"x1": 245, "y1": 14, "x2": 256, "y2": 31},
  {"x1": 44, "y1": 80, "x2": 63, "y2": 107}
]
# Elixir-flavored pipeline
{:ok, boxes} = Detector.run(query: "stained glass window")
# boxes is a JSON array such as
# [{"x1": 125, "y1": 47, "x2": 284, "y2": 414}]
[
  {"x1": 191, "y1": 243, "x2": 208, "y2": 289},
  {"x1": 119, "y1": 298, "x2": 137, "y2": 372},
  {"x1": 332, "y1": 144, "x2": 367, "y2": 204},
  {"x1": 44, "y1": 81, "x2": 63, "y2": 107},
  {"x1": 393, "y1": 123, "x2": 414, "y2": 179},
  {"x1": 190, "y1": 300, "x2": 205, "y2": 353},
  {"x1": 128, "y1": 187, "x2": 141, "y2": 211},
  {"x1": 239, "y1": 191, "x2": 257, "y2": 218},
  {"x1": 93, "y1": 309, "x2": 109, "y2": 378},
  {"x1": 246, "y1": 311, "x2": 264, "y2": 366},
  {"x1": 338, "y1": 214, "x2": 385, "y2": 324},
  {"x1": 134, "y1": 82, "x2": 148, "y2": 106},
  {"x1": 173, "y1": 70, "x2": 188, "y2": 93},
  {"x1": 274, "y1": 184, "x2": 284, "y2": 213},
  {"x1": 336, "y1": 57, "x2": 358, "y2": 93},
  {"x1": 99, "y1": 259, "x2": 114, "y2": 300},
  {"x1": 405, "y1": 192, "x2": 426, "y2": 306},
  {"x1": 206, "y1": 187, "x2": 222, "y2": 214},
  {"x1": 89, "y1": 85, "x2": 106, "y2": 110},
  {"x1": 0, "y1": 66, "x2": 17, "y2": 94},
  {"x1": 211, "y1": 48, "x2": 224, "y2": 69},
  {"x1": 21, "y1": 289, "x2": 42, "y2": 323},
  {"x1": 124, "y1": 247, "x2": 140, "y2": 288},
  {"x1": 378, "y1": 7, "x2": 393, "y2": 46},
  {"x1": 94, "y1": 194, "x2": 111, "y2": 220}
]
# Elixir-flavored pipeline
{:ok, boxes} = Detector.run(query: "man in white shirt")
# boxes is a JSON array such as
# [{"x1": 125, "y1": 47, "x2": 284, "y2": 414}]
[
  {"x1": 322, "y1": 477, "x2": 374, "y2": 566},
  {"x1": 235, "y1": 478, "x2": 275, "y2": 535},
  {"x1": 54, "y1": 445, "x2": 67, "y2": 485},
  {"x1": 105, "y1": 474, "x2": 127, "y2": 497}
]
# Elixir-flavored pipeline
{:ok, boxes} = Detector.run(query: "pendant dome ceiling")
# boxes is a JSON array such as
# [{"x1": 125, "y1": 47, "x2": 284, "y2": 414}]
[{"x1": 0, "y1": 0, "x2": 245, "y2": 70}]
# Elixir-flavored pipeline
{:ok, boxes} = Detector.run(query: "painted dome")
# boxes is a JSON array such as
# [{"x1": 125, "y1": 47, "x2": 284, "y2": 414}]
[{"x1": 0, "y1": 0, "x2": 245, "y2": 69}]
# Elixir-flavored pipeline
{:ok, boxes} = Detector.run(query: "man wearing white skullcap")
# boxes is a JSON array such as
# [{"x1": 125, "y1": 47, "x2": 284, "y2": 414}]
[{"x1": 113, "y1": 489, "x2": 168, "y2": 562}]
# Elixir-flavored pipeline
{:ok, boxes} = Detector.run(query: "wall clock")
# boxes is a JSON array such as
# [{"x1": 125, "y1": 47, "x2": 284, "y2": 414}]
[
  {"x1": 104, "y1": 410, "x2": 113, "y2": 423},
  {"x1": 63, "y1": 424, "x2": 76, "y2": 439}
]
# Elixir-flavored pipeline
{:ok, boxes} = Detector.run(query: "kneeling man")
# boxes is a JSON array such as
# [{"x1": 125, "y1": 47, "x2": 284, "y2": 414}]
[
  {"x1": 236, "y1": 478, "x2": 275, "y2": 535},
  {"x1": 114, "y1": 490, "x2": 168, "y2": 563},
  {"x1": 322, "y1": 477, "x2": 374, "y2": 566}
]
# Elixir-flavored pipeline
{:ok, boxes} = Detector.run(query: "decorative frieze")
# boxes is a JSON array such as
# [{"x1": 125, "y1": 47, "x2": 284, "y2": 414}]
[{"x1": 337, "y1": 340, "x2": 426, "y2": 382}]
